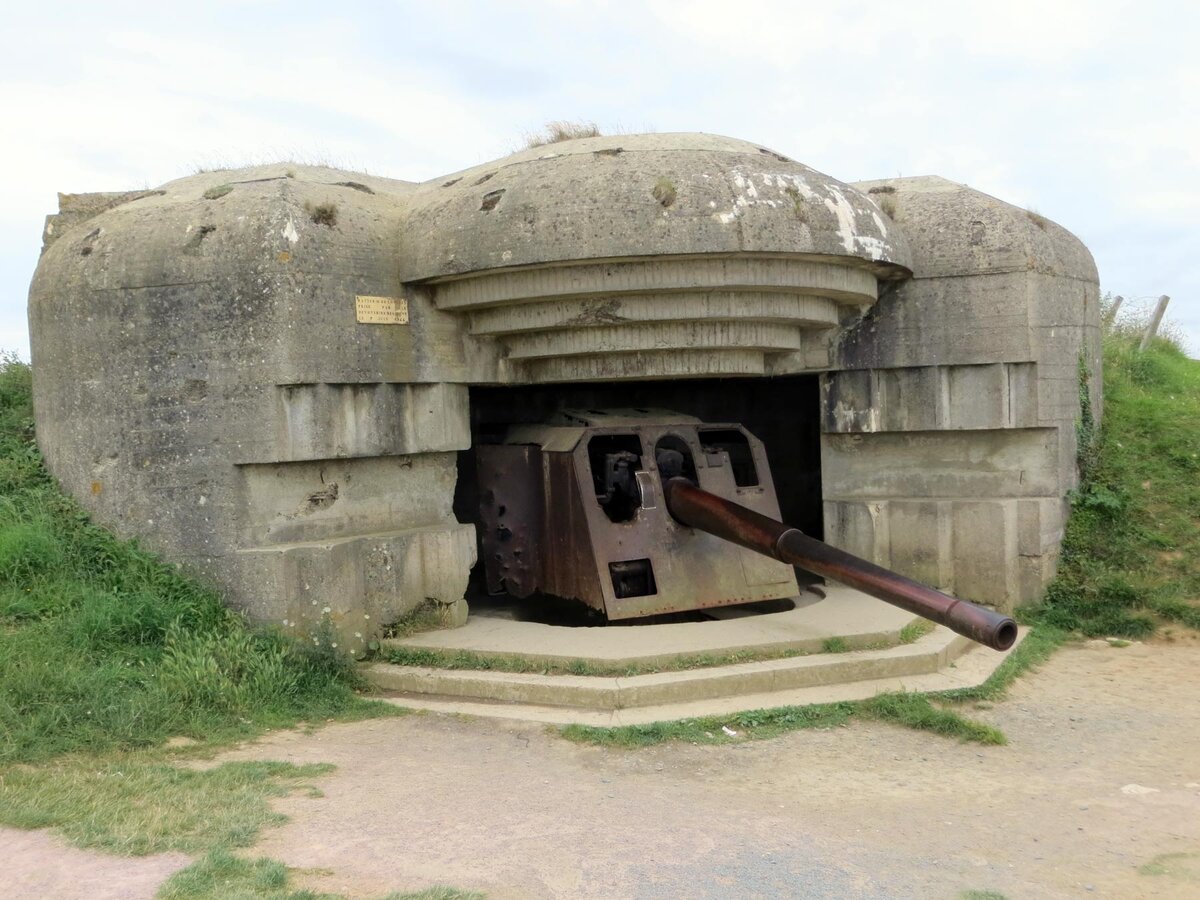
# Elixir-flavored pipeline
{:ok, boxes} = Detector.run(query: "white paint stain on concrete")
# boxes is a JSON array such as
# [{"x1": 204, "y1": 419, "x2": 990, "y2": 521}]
[
  {"x1": 855, "y1": 236, "x2": 890, "y2": 261},
  {"x1": 832, "y1": 399, "x2": 881, "y2": 433},
  {"x1": 710, "y1": 169, "x2": 890, "y2": 260},
  {"x1": 823, "y1": 185, "x2": 860, "y2": 254}
]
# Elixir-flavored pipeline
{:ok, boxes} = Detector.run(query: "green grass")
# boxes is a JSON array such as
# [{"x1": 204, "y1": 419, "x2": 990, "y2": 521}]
[
  {"x1": 561, "y1": 691, "x2": 1004, "y2": 748},
  {"x1": 561, "y1": 702, "x2": 855, "y2": 747},
  {"x1": 820, "y1": 636, "x2": 850, "y2": 653},
  {"x1": 0, "y1": 757, "x2": 331, "y2": 855},
  {"x1": 1026, "y1": 332, "x2": 1200, "y2": 636},
  {"x1": 380, "y1": 622, "x2": 933, "y2": 676},
  {"x1": 380, "y1": 644, "x2": 826, "y2": 677},
  {"x1": 380, "y1": 635, "x2": 921, "y2": 677},
  {"x1": 0, "y1": 354, "x2": 384, "y2": 765},
  {"x1": 159, "y1": 851, "x2": 304, "y2": 900},
  {"x1": 158, "y1": 849, "x2": 486, "y2": 900},
  {"x1": 1137, "y1": 851, "x2": 1200, "y2": 880},
  {"x1": 859, "y1": 693, "x2": 1005, "y2": 744},
  {"x1": 899, "y1": 618, "x2": 936, "y2": 644}
]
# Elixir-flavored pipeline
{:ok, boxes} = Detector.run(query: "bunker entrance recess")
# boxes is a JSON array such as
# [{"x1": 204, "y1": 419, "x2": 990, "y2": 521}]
[
  {"x1": 459, "y1": 375, "x2": 823, "y2": 535},
  {"x1": 454, "y1": 375, "x2": 824, "y2": 623}
]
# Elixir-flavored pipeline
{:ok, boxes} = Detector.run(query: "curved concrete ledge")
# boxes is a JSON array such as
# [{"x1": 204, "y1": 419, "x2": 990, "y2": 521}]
[
  {"x1": 428, "y1": 254, "x2": 878, "y2": 379},
  {"x1": 467, "y1": 291, "x2": 842, "y2": 337},
  {"x1": 431, "y1": 256, "x2": 881, "y2": 310},
  {"x1": 519, "y1": 349, "x2": 773, "y2": 381},
  {"x1": 365, "y1": 627, "x2": 1027, "y2": 726},
  {"x1": 383, "y1": 586, "x2": 915, "y2": 667}
]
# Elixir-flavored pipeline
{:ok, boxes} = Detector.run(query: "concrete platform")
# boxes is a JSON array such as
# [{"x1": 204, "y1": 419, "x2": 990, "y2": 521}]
[
  {"x1": 382, "y1": 585, "x2": 915, "y2": 667},
  {"x1": 363, "y1": 589, "x2": 1025, "y2": 725}
]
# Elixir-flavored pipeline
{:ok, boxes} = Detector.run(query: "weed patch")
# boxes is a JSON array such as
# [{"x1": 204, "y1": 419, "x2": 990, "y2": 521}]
[
  {"x1": 306, "y1": 202, "x2": 338, "y2": 227},
  {"x1": 524, "y1": 120, "x2": 601, "y2": 148},
  {"x1": 941, "y1": 625, "x2": 1066, "y2": 703},
  {"x1": 899, "y1": 619, "x2": 935, "y2": 644},
  {"x1": 560, "y1": 694, "x2": 1001, "y2": 749},
  {"x1": 651, "y1": 177, "x2": 677, "y2": 207},
  {"x1": 561, "y1": 702, "x2": 856, "y2": 747},
  {"x1": 859, "y1": 692, "x2": 1005, "y2": 745}
]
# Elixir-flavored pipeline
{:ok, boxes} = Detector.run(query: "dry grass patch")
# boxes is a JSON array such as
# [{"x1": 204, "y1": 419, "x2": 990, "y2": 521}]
[{"x1": 523, "y1": 120, "x2": 601, "y2": 148}]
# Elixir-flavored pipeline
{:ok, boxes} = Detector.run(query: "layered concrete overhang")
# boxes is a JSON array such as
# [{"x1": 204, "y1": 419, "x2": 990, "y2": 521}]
[{"x1": 399, "y1": 133, "x2": 911, "y2": 381}]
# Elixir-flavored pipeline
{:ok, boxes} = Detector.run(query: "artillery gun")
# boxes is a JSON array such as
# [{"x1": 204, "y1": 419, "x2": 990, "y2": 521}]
[{"x1": 476, "y1": 409, "x2": 1017, "y2": 651}]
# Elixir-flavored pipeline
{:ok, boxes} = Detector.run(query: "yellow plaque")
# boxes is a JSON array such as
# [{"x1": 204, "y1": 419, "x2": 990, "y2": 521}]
[{"x1": 355, "y1": 295, "x2": 409, "y2": 325}]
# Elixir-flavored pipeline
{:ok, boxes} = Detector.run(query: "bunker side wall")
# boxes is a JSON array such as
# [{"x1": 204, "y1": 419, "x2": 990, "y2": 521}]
[
  {"x1": 822, "y1": 177, "x2": 1101, "y2": 612},
  {"x1": 29, "y1": 167, "x2": 476, "y2": 654}
]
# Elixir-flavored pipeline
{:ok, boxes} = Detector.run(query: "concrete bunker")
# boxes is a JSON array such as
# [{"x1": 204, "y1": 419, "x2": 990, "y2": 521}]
[{"x1": 28, "y1": 132, "x2": 1101, "y2": 657}]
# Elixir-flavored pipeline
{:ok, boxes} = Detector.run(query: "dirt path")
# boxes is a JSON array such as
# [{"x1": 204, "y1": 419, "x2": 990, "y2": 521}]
[
  {"x1": 3, "y1": 827, "x2": 190, "y2": 899},
  {"x1": 9, "y1": 639, "x2": 1200, "y2": 898}
]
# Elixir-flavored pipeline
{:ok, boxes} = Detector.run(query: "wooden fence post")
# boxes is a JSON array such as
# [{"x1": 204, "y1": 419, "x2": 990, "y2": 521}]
[
  {"x1": 1103, "y1": 295, "x2": 1124, "y2": 327},
  {"x1": 1138, "y1": 295, "x2": 1171, "y2": 351}
]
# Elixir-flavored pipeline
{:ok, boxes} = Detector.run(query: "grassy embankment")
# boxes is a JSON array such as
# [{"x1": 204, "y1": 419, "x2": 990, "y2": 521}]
[
  {"x1": 1035, "y1": 332, "x2": 1200, "y2": 636},
  {"x1": 0, "y1": 354, "x2": 385, "y2": 765}
]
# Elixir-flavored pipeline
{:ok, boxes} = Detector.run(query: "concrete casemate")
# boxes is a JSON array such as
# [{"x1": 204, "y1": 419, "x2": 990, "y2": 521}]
[{"x1": 27, "y1": 133, "x2": 1100, "y2": 655}]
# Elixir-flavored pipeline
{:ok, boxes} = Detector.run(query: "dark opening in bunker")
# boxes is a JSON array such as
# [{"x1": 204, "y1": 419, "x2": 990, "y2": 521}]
[{"x1": 454, "y1": 374, "x2": 823, "y2": 624}]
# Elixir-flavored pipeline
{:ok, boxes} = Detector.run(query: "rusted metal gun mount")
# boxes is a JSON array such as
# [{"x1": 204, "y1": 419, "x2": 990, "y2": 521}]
[
  {"x1": 475, "y1": 408, "x2": 1017, "y2": 650},
  {"x1": 476, "y1": 408, "x2": 797, "y2": 619}
]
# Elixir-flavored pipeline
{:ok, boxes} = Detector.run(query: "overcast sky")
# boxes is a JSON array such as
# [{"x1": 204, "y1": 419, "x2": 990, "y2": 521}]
[{"x1": 2, "y1": 0, "x2": 1196, "y2": 357}]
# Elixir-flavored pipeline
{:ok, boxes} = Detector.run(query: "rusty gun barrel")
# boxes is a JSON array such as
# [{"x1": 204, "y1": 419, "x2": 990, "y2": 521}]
[{"x1": 662, "y1": 477, "x2": 1018, "y2": 651}]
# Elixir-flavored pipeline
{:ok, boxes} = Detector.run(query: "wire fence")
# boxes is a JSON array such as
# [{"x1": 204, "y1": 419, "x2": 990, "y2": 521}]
[{"x1": 1102, "y1": 294, "x2": 1183, "y2": 352}]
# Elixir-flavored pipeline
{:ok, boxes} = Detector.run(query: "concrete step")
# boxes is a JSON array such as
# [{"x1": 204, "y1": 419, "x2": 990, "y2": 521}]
[
  {"x1": 363, "y1": 625, "x2": 990, "y2": 714},
  {"x1": 381, "y1": 585, "x2": 918, "y2": 669},
  {"x1": 371, "y1": 631, "x2": 1023, "y2": 726}
]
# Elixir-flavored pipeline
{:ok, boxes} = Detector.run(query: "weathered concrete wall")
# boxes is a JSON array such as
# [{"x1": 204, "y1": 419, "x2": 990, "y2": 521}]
[
  {"x1": 822, "y1": 176, "x2": 1101, "y2": 611},
  {"x1": 29, "y1": 165, "x2": 476, "y2": 654},
  {"x1": 28, "y1": 137, "x2": 1100, "y2": 643}
]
